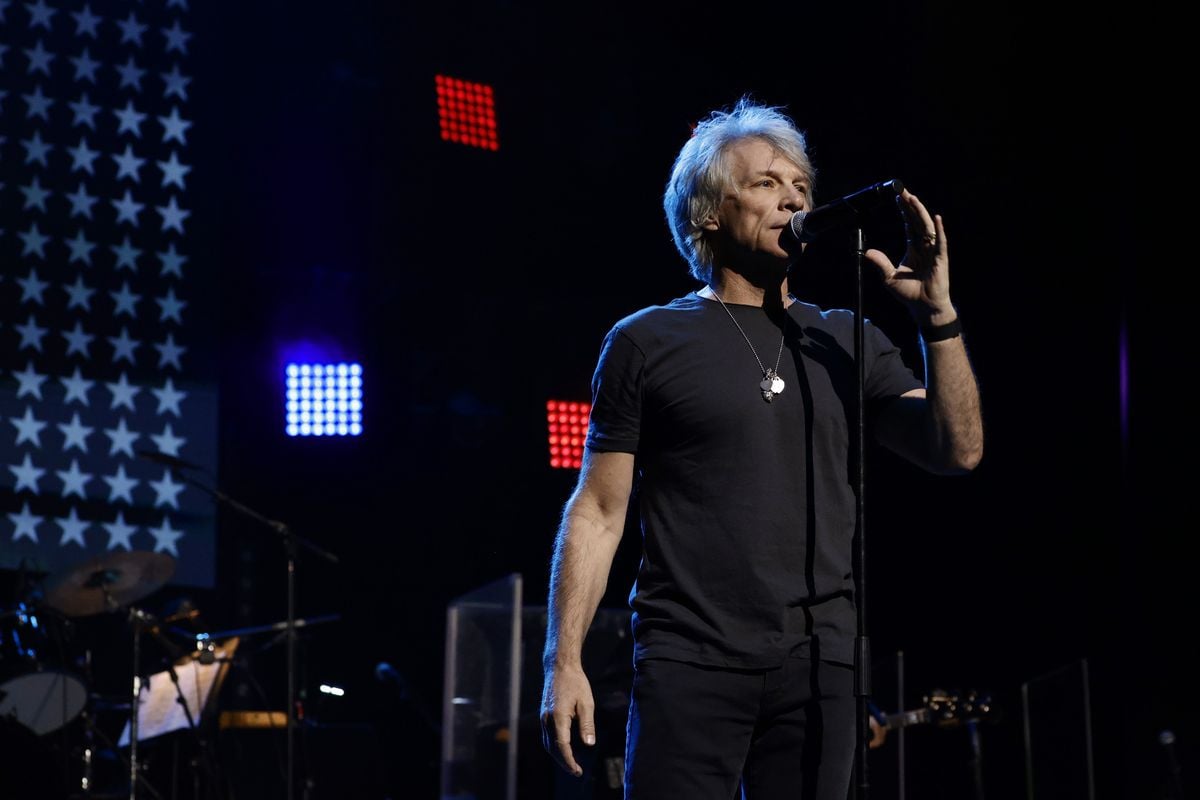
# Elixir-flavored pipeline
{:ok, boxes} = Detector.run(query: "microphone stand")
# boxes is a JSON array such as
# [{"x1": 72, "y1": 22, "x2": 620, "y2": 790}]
[
  {"x1": 852, "y1": 227, "x2": 873, "y2": 800},
  {"x1": 791, "y1": 179, "x2": 901, "y2": 800},
  {"x1": 152, "y1": 458, "x2": 340, "y2": 800}
]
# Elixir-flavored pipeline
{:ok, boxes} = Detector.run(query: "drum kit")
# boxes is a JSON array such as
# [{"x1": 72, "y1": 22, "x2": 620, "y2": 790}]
[
  {"x1": 3, "y1": 460, "x2": 342, "y2": 799},
  {"x1": 0, "y1": 550, "x2": 214, "y2": 799},
  {"x1": 1, "y1": 544, "x2": 345, "y2": 799}
]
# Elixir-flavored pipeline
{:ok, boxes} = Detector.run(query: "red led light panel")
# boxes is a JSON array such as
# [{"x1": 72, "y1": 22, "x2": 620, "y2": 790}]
[
  {"x1": 435, "y1": 75, "x2": 499, "y2": 151},
  {"x1": 546, "y1": 399, "x2": 590, "y2": 469}
]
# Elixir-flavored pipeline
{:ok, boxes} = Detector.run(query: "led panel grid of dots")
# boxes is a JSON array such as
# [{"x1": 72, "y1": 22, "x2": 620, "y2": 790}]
[
  {"x1": 546, "y1": 400, "x2": 589, "y2": 469},
  {"x1": 435, "y1": 74, "x2": 499, "y2": 151},
  {"x1": 285, "y1": 363, "x2": 363, "y2": 437}
]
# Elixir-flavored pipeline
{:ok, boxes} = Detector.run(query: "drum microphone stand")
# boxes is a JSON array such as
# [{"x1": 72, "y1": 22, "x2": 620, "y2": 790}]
[{"x1": 137, "y1": 452, "x2": 340, "y2": 800}]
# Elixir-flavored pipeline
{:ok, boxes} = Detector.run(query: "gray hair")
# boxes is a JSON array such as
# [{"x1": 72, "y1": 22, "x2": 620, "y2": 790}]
[{"x1": 663, "y1": 98, "x2": 816, "y2": 284}]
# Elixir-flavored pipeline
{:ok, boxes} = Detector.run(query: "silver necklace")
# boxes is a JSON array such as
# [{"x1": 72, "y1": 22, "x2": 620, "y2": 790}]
[{"x1": 708, "y1": 287, "x2": 787, "y2": 403}]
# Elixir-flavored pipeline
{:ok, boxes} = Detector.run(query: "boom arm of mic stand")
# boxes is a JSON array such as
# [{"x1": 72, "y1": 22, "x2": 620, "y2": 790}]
[{"x1": 170, "y1": 470, "x2": 340, "y2": 566}]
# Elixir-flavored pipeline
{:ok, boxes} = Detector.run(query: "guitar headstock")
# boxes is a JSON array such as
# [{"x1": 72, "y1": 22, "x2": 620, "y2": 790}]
[{"x1": 922, "y1": 688, "x2": 998, "y2": 727}]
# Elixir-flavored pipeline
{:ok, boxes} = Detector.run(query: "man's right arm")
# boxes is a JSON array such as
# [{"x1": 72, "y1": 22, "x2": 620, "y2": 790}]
[{"x1": 540, "y1": 449, "x2": 635, "y2": 777}]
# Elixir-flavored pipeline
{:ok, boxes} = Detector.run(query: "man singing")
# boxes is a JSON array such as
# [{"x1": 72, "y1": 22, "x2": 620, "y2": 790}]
[{"x1": 541, "y1": 98, "x2": 983, "y2": 799}]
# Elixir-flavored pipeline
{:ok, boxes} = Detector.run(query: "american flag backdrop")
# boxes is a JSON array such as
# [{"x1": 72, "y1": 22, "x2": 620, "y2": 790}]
[{"x1": 1, "y1": 0, "x2": 216, "y2": 587}]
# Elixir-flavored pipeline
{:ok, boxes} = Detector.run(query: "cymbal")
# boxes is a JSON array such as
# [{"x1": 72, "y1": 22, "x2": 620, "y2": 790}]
[{"x1": 43, "y1": 551, "x2": 175, "y2": 617}]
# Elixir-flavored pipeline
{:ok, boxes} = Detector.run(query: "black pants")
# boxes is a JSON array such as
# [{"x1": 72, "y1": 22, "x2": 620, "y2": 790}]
[{"x1": 624, "y1": 656, "x2": 856, "y2": 800}]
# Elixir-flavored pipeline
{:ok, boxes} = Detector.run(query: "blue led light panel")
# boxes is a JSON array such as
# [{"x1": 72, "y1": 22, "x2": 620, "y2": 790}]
[{"x1": 285, "y1": 363, "x2": 363, "y2": 437}]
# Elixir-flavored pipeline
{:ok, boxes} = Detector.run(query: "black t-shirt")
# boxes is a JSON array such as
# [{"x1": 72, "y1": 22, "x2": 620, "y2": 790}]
[{"x1": 586, "y1": 292, "x2": 923, "y2": 668}]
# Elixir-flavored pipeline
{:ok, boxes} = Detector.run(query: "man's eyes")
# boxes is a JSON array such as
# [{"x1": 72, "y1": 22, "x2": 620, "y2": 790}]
[{"x1": 755, "y1": 179, "x2": 807, "y2": 192}]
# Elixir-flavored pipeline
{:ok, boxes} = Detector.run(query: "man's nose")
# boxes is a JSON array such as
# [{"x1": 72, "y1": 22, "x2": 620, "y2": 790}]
[{"x1": 782, "y1": 189, "x2": 805, "y2": 212}]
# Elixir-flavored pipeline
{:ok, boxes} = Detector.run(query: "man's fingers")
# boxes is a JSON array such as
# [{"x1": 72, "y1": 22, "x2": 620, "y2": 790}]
[
  {"x1": 578, "y1": 703, "x2": 597, "y2": 747},
  {"x1": 934, "y1": 214, "x2": 949, "y2": 255},
  {"x1": 556, "y1": 737, "x2": 582, "y2": 777},
  {"x1": 551, "y1": 712, "x2": 583, "y2": 777},
  {"x1": 864, "y1": 249, "x2": 898, "y2": 282}
]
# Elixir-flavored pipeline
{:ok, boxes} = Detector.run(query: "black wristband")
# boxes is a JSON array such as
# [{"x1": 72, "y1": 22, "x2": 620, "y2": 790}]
[{"x1": 920, "y1": 317, "x2": 962, "y2": 342}]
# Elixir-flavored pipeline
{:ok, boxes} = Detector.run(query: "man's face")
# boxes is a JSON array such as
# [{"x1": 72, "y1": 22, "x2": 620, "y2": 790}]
[{"x1": 705, "y1": 137, "x2": 811, "y2": 269}]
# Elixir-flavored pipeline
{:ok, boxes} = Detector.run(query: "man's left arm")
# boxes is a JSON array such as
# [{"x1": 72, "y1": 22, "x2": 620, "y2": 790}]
[
  {"x1": 866, "y1": 188, "x2": 983, "y2": 475},
  {"x1": 874, "y1": 316, "x2": 983, "y2": 475}
]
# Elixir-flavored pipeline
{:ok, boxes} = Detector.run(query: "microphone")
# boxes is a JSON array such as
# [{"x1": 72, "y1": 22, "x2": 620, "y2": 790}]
[
  {"x1": 375, "y1": 662, "x2": 410, "y2": 699},
  {"x1": 1159, "y1": 730, "x2": 1185, "y2": 800},
  {"x1": 788, "y1": 179, "x2": 904, "y2": 243}
]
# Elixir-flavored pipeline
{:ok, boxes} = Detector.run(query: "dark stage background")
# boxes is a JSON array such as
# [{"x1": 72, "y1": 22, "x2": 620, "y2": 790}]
[{"x1": 3, "y1": 1, "x2": 1181, "y2": 798}]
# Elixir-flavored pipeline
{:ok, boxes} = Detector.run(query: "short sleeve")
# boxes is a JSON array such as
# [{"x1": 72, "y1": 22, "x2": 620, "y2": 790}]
[
  {"x1": 864, "y1": 321, "x2": 923, "y2": 410},
  {"x1": 584, "y1": 326, "x2": 644, "y2": 454}
]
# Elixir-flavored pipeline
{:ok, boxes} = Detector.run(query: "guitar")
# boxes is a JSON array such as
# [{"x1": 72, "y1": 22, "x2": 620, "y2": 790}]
[{"x1": 874, "y1": 689, "x2": 998, "y2": 735}]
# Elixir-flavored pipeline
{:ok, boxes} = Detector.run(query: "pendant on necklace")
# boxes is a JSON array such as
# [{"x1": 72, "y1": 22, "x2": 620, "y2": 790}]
[{"x1": 759, "y1": 369, "x2": 786, "y2": 403}]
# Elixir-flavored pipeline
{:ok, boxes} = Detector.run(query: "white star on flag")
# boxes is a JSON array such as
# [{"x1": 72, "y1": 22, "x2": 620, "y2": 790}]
[
  {"x1": 11, "y1": 406, "x2": 48, "y2": 447},
  {"x1": 103, "y1": 417, "x2": 141, "y2": 458},
  {"x1": 155, "y1": 333, "x2": 186, "y2": 370},
  {"x1": 71, "y1": 6, "x2": 102, "y2": 38},
  {"x1": 58, "y1": 413, "x2": 95, "y2": 453},
  {"x1": 150, "y1": 423, "x2": 186, "y2": 456},
  {"x1": 149, "y1": 470, "x2": 185, "y2": 509},
  {"x1": 68, "y1": 137, "x2": 100, "y2": 174},
  {"x1": 156, "y1": 288, "x2": 187, "y2": 323},
  {"x1": 106, "y1": 372, "x2": 141, "y2": 411},
  {"x1": 102, "y1": 464, "x2": 139, "y2": 504},
  {"x1": 64, "y1": 274, "x2": 97, "y2": 311},
  {"x1": 16, "y1": 314, "x2": 48, "y2": 351},
  {"x1": 110, "y1": 281, "x2": 142, "y2": 317},
  {"x1": 63, "y1": 321, "x2": 96, "y2": 357},
  {"x1": 10, "y1": 453, "x2": 47, "y2": 494},
  {"x1": 14, "y1": 361, "x2": 49, "y2": 400},
  {"x1": 56, "y1": 459, "x2": 94, "y2": 499},
  {"x1": 55, "y1": 508, "x2": 91, "y2": 548},
  {"x1": 102, "y1": 510, "x2": 137, "y2": 550},
  {"x1": 65, "y1": 229, "x2": 97, "y2": 265},
  {"x1": 60, "y1": 368, "x2": 95, "y2": 406},
  {"x1": 107, "y1": 327, "x2": 141, "y2": 364},
  {"x1": 112, "y1": 236, "x2": 143, "y2": 270},
  {"x1": 152, "y1": 377, "x2": 187, "y2": 416},
  {"x1": 9, "y1": 502, "x2": 44, "y2": 543},
  {"x1": 149, "y1": 516, "x2": 184, "y2": 556},
  {"x1": 17, "y1": 268, "x2": 49, "y2": 303},
  {"x1": 158, "y1": 244, "x2": 187, "y2": 277}
]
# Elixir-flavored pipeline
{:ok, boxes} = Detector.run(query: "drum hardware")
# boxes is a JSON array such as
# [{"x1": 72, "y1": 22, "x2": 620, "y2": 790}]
[
  {"x1": 0, "y1": 600, "x2": 88, "y2": 736},
  {"x1": 69, "y1": 704, "x2": 162, "y2": 800},
  {"x1": 123, "y1": 609, "x2": 224, "y2": 800},
  {"x1": 42, "y1": 551, "x2": 176, "y2": 619},
  {"x1": 7, "y1": 455, "x2": 344, "y2": 799},
  {"x1": 195, "y1": 612, "x2": 342, "y2": 653},
  {"x1": 136, "y1": 450, "x2": 342, "y2": 800},
  {"x1": 34, "y1": 551, "x2": 178, "y2": 799}
]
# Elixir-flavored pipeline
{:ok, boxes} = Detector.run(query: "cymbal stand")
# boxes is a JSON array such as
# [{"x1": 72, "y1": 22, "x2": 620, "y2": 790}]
[
  {"x1": 77, "y1": 573, "x2": 154, "y2": 800},
  {"x1": 162, "y1": 466, "x2": 339, "y2": 800},
  {"x1": 72, "y1": 702, "x2": 164, "y2": 800},
  {"x1": 129, "y1": 605, "x2": 145, "y2": 800}
]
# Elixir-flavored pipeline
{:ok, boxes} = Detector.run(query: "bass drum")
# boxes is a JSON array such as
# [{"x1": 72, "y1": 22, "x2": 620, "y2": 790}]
[{"x1": 0, "y1": 603, "x2": 87, "y2": 735}]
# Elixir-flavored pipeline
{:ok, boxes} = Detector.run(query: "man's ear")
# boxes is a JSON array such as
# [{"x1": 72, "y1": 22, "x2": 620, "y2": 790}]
[{"x1": 700, "y1": 214, "x2": 719, "y2": 232}]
